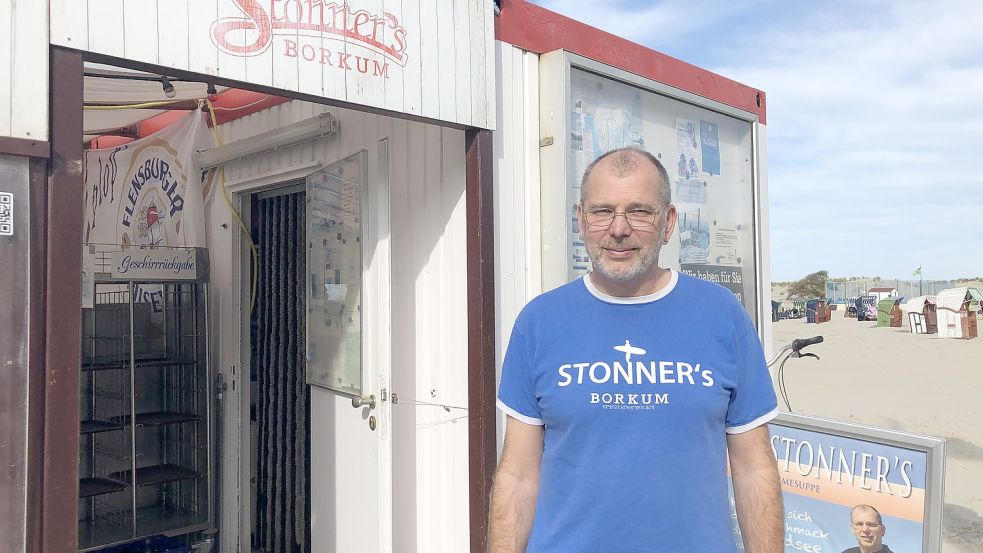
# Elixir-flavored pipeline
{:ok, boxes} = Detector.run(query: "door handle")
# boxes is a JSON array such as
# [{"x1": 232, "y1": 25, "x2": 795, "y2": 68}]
[{"x1": 351, "y1": 394, "x2": 376, "y2": 409}]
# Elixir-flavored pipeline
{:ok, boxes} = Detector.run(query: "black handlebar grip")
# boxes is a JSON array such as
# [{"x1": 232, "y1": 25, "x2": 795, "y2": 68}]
[{"x1": 792, "y1": 336, "x2": 824, "y2": 351}]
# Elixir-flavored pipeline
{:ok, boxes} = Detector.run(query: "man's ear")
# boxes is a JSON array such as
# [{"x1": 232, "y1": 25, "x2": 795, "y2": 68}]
[{"x1": 663, "y1": 204, "x2": 678, "y2": 240}]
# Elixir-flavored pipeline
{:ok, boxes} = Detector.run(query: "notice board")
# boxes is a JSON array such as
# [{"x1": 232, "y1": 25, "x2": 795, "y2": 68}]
[
  {"x1": 728, "y1": 413, "x2": 945, "y2": 553},
  {"x1": 540, "y1": 52, "x2": 762, "y2": 325}
]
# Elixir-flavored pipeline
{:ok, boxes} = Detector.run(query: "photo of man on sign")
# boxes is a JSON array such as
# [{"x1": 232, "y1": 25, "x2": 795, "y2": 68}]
[{"x1": 843, "y1": 505, "x2": 894, "y2": 553}]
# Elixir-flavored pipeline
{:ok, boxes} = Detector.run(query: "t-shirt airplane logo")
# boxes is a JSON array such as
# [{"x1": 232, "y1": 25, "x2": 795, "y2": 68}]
[{"x1": 614, "y1": 340, "x2": 646, "y2": 365}]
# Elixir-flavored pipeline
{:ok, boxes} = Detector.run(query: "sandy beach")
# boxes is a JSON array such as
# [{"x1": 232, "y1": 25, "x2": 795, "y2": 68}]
[{"x1": 772, "y1": 311, "x2": 983, "y2": 552}]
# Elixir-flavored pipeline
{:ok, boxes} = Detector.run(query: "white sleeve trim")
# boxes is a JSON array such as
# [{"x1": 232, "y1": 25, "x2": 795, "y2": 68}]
[
  {"x1": 497, "y1": 398, "x2": 544, "y2": 426},
  {"x1": 725, "y1": 407, "x2": 779, "y2": 434}
]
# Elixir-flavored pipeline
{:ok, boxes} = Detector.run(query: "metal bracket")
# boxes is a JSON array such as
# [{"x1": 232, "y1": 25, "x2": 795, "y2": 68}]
[{"x1": 539, "y1": 136, "x2": 554, "y2": 147}]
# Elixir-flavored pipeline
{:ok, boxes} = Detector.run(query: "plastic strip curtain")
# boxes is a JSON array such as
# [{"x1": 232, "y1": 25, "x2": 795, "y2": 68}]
[{"x1": 256, "y1": 192, "x2": 311, "y2": 553}]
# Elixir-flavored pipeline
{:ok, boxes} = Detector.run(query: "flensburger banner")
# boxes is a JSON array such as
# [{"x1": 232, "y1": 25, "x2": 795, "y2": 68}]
[
  {"x1": 83, "y1": 111, "x2": 210, "y2": 252},
  {"x1": 82, "y1": 112, "x2": 212, "y2": 307}
]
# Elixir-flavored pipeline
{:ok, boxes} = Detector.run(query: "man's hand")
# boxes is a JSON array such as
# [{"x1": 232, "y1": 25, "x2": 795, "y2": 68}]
[
  {"x1": 728, "y1": 425, "x2": 784, "y2": 553},
  {"x1": 487, "y1": 416, "x2": 544, "y2": 553}
]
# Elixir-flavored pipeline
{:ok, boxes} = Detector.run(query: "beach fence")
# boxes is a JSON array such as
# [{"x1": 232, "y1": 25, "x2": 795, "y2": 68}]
[{"x1": 826, "y1": 280, "x2": 953, "y2": 304}]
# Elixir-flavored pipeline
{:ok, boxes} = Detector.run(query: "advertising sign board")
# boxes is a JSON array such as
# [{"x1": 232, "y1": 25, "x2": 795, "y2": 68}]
[{"x1": 730, "y1": 413, "x2": 945, "y2": 553}]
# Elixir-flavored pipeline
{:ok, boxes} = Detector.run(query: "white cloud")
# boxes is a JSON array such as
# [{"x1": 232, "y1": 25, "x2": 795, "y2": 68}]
[{"x1": 532, "y1": 0, "x2": 983, "y2": 280}]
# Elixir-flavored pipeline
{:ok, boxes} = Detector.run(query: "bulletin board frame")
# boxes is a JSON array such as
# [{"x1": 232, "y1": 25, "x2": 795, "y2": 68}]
[{"x1": 538, "y1": 49, "x2": 768, "y2": 331}]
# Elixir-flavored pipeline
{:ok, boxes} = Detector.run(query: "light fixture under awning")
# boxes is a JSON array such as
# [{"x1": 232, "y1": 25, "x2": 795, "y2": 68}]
[{"x1": 194, "y1": 113, "x2": 340, "y2": 170}]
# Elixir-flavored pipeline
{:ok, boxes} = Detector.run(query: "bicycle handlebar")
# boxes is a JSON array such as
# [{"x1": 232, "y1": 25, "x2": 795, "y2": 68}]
[{"x1": 792, "y1": 336, "x2": 824, "y2": 351}]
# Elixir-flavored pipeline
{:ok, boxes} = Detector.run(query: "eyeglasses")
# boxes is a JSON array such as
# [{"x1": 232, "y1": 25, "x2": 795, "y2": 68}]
[{"x1": 583, "y1": 205, "x2": 670, "y2": 230}]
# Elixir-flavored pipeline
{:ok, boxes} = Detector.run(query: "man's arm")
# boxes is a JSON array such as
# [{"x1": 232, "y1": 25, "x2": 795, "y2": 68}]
[
  {"x1": 487, "y1": 416, "x2": 544, "y2": 553},
  {"x1": 728, "y1": 425, "x2": 784, "y2": 553}
]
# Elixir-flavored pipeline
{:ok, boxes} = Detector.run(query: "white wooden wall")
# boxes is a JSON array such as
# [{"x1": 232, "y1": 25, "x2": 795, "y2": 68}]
[
  {"x1": 492, "y1": 42, "x2": 542, "y2": 454},
  {"x1": 208, "y1": 100, "x2": 469, "y2": 552},
  {"x1": 49, "y1": 0, "x2": 496, "y2": 129},
  {"x1": 0, "y1": 0, "x2": 48, "y2": 140}
]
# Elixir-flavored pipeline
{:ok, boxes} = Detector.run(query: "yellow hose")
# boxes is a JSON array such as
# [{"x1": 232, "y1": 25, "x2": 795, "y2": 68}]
[
  {"x1": 84, "y1": 100, "x2": 187, "y2": 110},
  {"x1": 205, "y1": 99, "x2": 259, "y2": 313}
]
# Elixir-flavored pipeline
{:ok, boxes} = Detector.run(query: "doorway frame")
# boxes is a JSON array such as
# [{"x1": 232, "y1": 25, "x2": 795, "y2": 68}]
[
  {"x1": 41, "y1": 45, "x2": 496, "y2": 553},
  {"x1": 231, "y1": 140, "x2": 394, "y2": 552}
]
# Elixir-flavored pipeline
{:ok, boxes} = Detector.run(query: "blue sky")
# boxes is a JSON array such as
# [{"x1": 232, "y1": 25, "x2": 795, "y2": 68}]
[{"x1": 531, "y1": 0, "x2": 983, "y2": 282}]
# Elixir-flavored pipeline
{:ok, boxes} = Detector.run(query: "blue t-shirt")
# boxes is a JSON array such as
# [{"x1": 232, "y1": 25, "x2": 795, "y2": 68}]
[{"x1": 497, "y1": 270, "x2": 777, "y2": 553}]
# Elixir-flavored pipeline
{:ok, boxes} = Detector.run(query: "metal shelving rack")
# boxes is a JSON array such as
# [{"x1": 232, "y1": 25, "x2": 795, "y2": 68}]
[{"x1": 78, "y1": 262, "x2": 211, "y2": 552}]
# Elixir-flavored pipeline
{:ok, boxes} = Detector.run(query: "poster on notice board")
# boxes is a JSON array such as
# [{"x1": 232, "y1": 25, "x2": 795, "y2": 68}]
[{"x1": 729, "y1": 413, "x2": 945, "y2": 553}]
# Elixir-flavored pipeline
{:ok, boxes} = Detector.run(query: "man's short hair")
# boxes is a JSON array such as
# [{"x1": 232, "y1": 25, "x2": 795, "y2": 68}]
[
  {"x1": 580, "y1": 147, "x2": 671, "y2": 207},
  {"x1": 851, "y1": 504, "x2": 883, "y2": 524}
]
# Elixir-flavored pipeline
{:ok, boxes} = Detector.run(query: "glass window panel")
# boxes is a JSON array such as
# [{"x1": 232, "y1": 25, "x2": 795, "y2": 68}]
[
  {"x1": 306, "y1": 151, "x2": 366, "y2": 394},
  {"x1": 568, "y1": 68, "x2": 758, "y2": 324}
]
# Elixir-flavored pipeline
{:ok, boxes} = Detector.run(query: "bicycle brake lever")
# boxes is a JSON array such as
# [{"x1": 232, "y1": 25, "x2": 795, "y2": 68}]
[{"x1": 800, "y1": 353, "x2": 820, "y2": 361}]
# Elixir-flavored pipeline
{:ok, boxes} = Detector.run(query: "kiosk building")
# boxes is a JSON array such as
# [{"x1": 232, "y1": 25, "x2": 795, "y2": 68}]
[{"x1": 0, "y1": 2, "x2": 771, "y2": 552}]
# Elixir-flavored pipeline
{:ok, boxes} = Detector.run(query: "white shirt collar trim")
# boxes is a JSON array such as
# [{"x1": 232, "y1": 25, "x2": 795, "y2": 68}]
[{"x1": 582, "y1": 269, "x2": 679, "y2": 304}]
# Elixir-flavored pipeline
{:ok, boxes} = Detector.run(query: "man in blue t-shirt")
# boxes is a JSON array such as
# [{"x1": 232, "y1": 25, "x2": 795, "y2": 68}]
[{"x1": 488, "y1": 148, "x2": 783, "y2": 553}]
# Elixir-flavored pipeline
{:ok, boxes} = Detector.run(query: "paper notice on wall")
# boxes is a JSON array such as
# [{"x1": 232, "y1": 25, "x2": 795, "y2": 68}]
[
  {"x1": 0, "y1": 191, "x2": 12, "y2": 236},
  {"x1": 676, "y1": 118, "x2": 700, "y2": 179},
  {"x1": 710, "y1": 222, "x2": 741, "y2": 265},
  {"x1": 571, "y1": 209, "x2": 590, "y2": 273},
  {"x1": 570, "y1": 72, "x2": 647, "y2": 278},
  {"x1": 700, "y1": 120, "x2": 720, "y2": 175},
  {"x1": 678, "y1": 209, "x2": 710, "y2": 264},
  {"x1": 680, "y1": 264, "x2": 745, "y2": 306},
  {"x1": 676, "y1": 178, "x2": 707, "y2": 204}
]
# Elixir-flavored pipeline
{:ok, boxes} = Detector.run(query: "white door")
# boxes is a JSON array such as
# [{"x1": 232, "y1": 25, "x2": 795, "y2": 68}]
[{"x1": 306, "y1": 144, "x2": 393, "y2": 553}]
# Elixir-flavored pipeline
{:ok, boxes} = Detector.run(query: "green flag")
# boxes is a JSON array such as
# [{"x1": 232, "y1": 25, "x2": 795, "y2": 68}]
[{"x1": 913, "y1": 266, "x2": 922, "y2": 277}]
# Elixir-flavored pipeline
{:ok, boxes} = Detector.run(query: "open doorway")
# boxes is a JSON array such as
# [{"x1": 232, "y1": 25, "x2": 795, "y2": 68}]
[
  {"x1": 74, "y1": 56, "x2": 399, "y2": 553},
  {"x1": 249, "y1": 188, "x2": 310, "y2": 553}
]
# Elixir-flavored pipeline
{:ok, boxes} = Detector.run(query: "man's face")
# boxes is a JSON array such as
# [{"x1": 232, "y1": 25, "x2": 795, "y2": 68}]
[
  {"x1": 851, "y1": 509, "x2": 885, "y2": 550},
  {"x1": 577, "y1": 157, "x2": 674, "y2": 285}
]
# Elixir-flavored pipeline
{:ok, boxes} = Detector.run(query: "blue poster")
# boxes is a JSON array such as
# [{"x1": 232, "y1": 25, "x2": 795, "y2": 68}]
[{"x1": 701, "y1": 120, "x2": 720, "y2": 175}]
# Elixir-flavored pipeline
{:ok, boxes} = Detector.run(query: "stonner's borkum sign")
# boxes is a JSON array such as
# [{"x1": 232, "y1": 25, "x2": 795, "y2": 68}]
[
  {"x1": 49, "y1": 0, "x2": 496, "y2": 128},
  {"x1": 210, "y1": 0, "x2": 408, "y2": 78}
]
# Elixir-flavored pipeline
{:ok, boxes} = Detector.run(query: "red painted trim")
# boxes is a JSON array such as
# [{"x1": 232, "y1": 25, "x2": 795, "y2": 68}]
[
  {"x1": 26, "y1": 158, "x2": 47, "y2": 553},
  {"x1": 494, "y1": 0, "x2": 766, "y2": 124},
  {"x1": 466, "y1": 129, "x2": 496, "y2": 553},
  {"x1": 45, "y1": 46, "x2": 84, "y2": 553}
]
